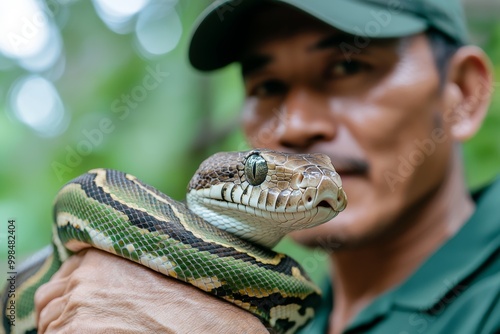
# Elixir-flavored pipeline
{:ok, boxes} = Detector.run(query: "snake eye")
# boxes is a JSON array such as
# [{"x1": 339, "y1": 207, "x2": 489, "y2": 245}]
[{"x1": 245, "y1": 153, "x2": 268, "y2": 186}]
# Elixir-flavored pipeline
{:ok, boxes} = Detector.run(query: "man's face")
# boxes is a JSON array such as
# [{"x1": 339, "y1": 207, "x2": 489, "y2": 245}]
[{"x1": 240, "y1": 5, "x2": 456, "y2": 249}]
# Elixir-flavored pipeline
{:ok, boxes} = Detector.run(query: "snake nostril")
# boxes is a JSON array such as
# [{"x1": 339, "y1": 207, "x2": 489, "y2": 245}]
[{"x1": 307, "y1": 196, "x2": 312, "y2": 203}]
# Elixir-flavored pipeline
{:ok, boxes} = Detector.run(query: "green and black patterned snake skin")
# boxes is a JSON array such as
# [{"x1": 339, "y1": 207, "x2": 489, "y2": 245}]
[{"x1": 2, "y1": 149, "x2": 347, "y2": 334}]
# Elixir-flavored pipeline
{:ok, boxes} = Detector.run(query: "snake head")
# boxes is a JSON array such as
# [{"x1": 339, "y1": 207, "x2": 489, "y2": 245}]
[{"x1": 187, "y1": 149, "x2": 347, "y2": 248}]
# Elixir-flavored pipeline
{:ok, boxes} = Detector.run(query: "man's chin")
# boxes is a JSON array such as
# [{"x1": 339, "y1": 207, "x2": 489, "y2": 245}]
[
  {"x1": 289, "y1": 221, "x2": 347, "y2": 251},
  {"x1": 289, "y1": 211, "x2": 381, "y2": 251}
]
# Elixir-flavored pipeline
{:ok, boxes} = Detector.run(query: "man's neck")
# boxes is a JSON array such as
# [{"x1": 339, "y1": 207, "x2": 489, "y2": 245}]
[{"x1": 328, "y1": 156, "x2": 474, "y2": 334}]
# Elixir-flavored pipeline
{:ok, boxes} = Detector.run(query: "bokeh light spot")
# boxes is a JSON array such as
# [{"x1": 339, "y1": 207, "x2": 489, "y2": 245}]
[
  {"x1": 9, "y1": 75, "x2": 68, "y2": 137},
  {"x1": 135, "y1": 3, "x2": 182, "y2": 57}
]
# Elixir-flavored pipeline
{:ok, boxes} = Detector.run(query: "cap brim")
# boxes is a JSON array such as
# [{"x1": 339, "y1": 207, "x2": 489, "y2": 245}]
[{"x1": 189, "y1": 0, "x2": 427, "y2": 71}]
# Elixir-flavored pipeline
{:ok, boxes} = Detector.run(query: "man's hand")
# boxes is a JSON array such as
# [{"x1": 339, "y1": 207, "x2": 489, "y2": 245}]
[{"x1": 34, "y1": 248, "x2": 268, "y2": 334}]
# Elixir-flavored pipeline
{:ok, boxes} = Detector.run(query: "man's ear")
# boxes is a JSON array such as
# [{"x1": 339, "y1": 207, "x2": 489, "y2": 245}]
[{"x1": 442, "y1": 46, "x2": 493, "y2": 141}]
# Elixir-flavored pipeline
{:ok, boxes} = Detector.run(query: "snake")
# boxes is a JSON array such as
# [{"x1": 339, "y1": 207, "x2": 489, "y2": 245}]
[{"x1": 1, "y1": 149, "x2": 346, "y2": 334}]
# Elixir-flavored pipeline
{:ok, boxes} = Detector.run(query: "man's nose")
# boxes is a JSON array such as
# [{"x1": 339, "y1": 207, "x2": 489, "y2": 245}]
[{"x1": 277, "y1": 88, "x2": 337, "y2": 150}]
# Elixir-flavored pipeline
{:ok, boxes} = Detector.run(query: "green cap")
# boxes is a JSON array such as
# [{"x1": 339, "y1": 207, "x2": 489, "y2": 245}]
[{"x1": 189, "y1": 0, "x2": 468, "y2": 71}]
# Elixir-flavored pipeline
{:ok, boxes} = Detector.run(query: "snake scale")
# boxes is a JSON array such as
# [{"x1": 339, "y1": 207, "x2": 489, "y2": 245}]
[{"x1": 2, "y1": 149, "x2": 346, "y2": 334}]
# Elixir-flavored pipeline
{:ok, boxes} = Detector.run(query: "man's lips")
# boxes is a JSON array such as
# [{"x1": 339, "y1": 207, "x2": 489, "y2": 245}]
[
  {"x1": 335, "y1": 170, "x2": 363, "y2": 178},
  {"x1": 324, "y1": 155, "x2": 370, "y2": 177}
]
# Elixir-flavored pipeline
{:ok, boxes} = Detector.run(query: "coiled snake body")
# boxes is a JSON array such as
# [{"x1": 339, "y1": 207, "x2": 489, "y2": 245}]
[{"x1": 2, "y1": 149, "x2": 346, "y2": 334}]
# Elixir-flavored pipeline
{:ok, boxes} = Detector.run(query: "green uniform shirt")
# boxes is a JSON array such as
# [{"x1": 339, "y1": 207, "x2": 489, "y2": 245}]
[{"x1": 299, "y1": 178, "x2": 500, "y2": 334}]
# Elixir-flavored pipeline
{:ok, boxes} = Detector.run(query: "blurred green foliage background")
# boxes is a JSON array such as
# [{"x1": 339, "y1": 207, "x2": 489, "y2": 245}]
[{"x1": 1, "y1": 0, "x2": 499, "y2": 289}]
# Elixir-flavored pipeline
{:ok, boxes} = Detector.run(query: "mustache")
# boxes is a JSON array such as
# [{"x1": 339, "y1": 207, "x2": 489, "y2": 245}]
[{"x1": 326, "y1": 154, "x2": 370, "y2": 175}]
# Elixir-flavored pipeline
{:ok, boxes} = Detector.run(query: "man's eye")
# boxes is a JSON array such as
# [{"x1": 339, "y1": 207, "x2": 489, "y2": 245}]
[
  {"x1": 328, "y1": 60, "x2": 365, "y2": 78},
  {"x1": 251, "y1": 80, "x2": 287, "y2": 98}
]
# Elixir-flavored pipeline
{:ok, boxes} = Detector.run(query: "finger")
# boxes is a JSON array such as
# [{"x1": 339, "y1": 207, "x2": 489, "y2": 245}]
[
  {"x1": 35, "y1": 277, "x2": 70, "y2": 324},
  {"x1": 35, "y1": 251, "x2": 87, "y2": 323},
  {"x1": 37, "y1": 295, "x2": 69, "y2": 334},
  {"x1": 50, "y1": 251, "x2": 86, "y2": 281}
]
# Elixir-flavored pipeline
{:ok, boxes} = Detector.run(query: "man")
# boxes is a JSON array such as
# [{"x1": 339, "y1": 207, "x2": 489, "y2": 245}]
[{"x1": 33, "y1": 0, "x2": 499, "y2": 333}]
